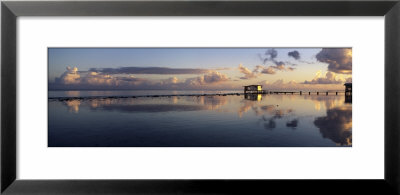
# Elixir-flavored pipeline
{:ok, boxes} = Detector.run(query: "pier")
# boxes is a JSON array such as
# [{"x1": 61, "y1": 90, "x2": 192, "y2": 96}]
[
  {"x1": 266, "y1": 91, "x2": 346, "y2": 95},
  {"x1": 243, "y1": 83, "x2": 352, "y2": 96},
  {"x1": 242, "y1": 90, "x2": 347, "y2": 95}
]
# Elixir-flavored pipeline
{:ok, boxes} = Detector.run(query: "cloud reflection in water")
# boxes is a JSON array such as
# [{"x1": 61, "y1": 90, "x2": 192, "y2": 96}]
[
  {"x1": 314, "y1": 106, "x2": 352, "y2": 146},
  {"x1": 57, "y1": 93, "x2": 351, "y2": 146},
  {"x1": 62, "y1": 95, "x2": 229, "y2": 113}
]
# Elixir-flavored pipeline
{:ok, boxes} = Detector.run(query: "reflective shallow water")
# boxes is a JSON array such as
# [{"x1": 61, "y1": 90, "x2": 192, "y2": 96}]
[{"x1": 48, "y1": 93, "x2": 352, "y2": 147}]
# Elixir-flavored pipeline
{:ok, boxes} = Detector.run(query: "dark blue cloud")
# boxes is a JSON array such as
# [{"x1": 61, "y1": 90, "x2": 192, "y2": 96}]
[{"x1": 288, "y1": 50, "x2": 300, "y2": 60}]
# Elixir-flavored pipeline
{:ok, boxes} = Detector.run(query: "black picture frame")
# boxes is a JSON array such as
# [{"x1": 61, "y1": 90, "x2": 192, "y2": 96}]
[{"x1": 2, "y1": 0, "x2": 400, "y2": 194}]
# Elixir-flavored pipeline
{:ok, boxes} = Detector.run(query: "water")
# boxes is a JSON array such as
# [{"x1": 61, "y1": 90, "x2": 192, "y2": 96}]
[{"x1": 48, "y1": 91, "x2": 352, "y2": 147}]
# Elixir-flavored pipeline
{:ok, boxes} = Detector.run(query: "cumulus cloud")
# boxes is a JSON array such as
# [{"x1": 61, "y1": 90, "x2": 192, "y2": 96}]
[
  {"x1": 260, "y1": 79, "x2": 301, "y2": 90},
  {"x1": 262, "y1": 64, "x2": 295, "y2": 73},
  {"x1": 261, "y1": 66, "x2": 276, "y2": 74},
  {"x1": 288, "y1": 50, "x2": 300, "y2": 60},
  {"x1": 261, "y1": 78, "x2": 341, "y2": 90},
  {"x1": 303, "y1": 71, "x2": 345, "y2": 85},
  {"x1": 254, "y1": 65, "x2": 264, "y2": 73},
  {"x1": 89, "y1": 67, "x2": 212, "y2": 75},
  {"x1": 259, "y1": 76, "x2": 347, "y2": 91},
  {"x1": 81, "y1": 71, "x2": 117, "y2": 86},
  {"x1": 51, "y1": 67, "x2": 230, "y2": 90},
  {"x1": 186, "y1": 71, "x2": 229, "y2": 85},
  {"x1": 57, "y1": 66, "x2": 81, "y2": 84},
  {"x1": 287, "y1": 67, "x2": 296, "y2": 71},
  {"x1": 271, "y1": 64, "x2": 286, "y2": 71},
  {"x1": 270, "y1": 63, "x2": 295, "y2": 71},
  {"x1": 203, "y1": 71, "x2": 229, "y2": 83},
  {"x1": 238, "y1": 62, "x2": 295, "y2": 78},
  {"x1": 161, "y1": 77, "x2": 179, "y2": 85},
  {"x1": 55, "y1": 67, "x2": 151, "y2": 88},
  {"x1": 238, "y1": 63, "x2": 291, "y2": 78},
  {"x1": 238, "y1": 64, "x2": 259, "y2": 79},
  {"x1": 316, "y1": 48, "x2": 352, "y2": 74}
]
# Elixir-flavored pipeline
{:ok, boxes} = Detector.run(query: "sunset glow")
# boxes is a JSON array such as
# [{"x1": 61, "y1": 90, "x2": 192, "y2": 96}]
[
  {"x1": 49, "y1": 48, "x2": 352, "y2": 147},
  {"x1": 49, "y1": 48, "x2": 352, "y2": 91}
]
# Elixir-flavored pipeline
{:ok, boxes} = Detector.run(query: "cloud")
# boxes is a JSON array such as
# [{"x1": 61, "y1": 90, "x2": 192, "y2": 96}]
[
  {"x1": 238, "y1": 62, "x2": 293, "y2": 77},
  {"x1": 262, "y1": 49, "x2": 278, "y2": 64},
  {"x1": 51, "y1": 67, "x2": 229, "y2": 90},
  {"x1": 272, "y1": 63, "x2": 285, "y2": 70},
  {"x1": 260, "y1": 48, "x2": 294, "y2": 66},
  {"x1": 57, "y1": 66, "x2": 81, "y2": 84},
  {"x1": 260, "y1": 79, "x2": 300, "y2": 90},
  {"x1": 238, "y1": 64, "x2": 259, "y2": 79},
  {"x1": 89, "y1": 67, "x2": 211, "y2": 75},
  {"x1": 257, "y1": 49, "x2": 299, "y2": 73},
  {"x1": 259, "y1": 76, "x2": 348, "y2": 91},
  {"x1": 239, "y1": 63, "x2": 292, "y2": 76},
  {"x1": 316, "y1": 48, "x2": 352, "y2": 74},
  {"x1": 203, "y1": 71, "x2": 229, "y2": 83},
  {"x1": 82, "y1": 71, "x2": 145, "y2": 86},
  {"x1": 272, "y1": 63, "x2": 293, "y2": 71},
  {"x1": 261, "y1": 66, "x2": 276, "y2": 74},
  {"x1": 260, "y1": 76, "x2": 347, "y2": 91},
  {"x1": 288, "y1": 50, "x2": 300, "y2": 60},
  {"x1": 186, "y1": 71, "x2": 229, "y2": 85},
  {"x1": 254, "y1": 65, "x2": 264, "y2": 73},
  {"x1": 161, "y1": 77, "x2": 179, "y2": 85},
  {"x1": 303, "y1": 71, "x2": 345, "y2": 84},
  {"x1": 238, "y1": 62, "x2": 292, "y2": 77},
  {"x1": 55, "y1": 67, "x2": 150, "y2": 88}
]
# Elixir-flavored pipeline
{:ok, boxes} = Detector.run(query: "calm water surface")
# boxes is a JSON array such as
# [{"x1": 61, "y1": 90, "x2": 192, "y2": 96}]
[{"x1": 48, "y1": 91, "x2": 352, "y2": 147}]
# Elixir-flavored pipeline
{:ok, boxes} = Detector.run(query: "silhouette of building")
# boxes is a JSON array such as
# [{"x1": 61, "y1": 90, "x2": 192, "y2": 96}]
[
  {"x1": 243, "y1": 85, "x2": 264, "y2": 94},
  {"x1": 344, "y1": 83, "x2": 352, "y2": 95},
  {"x1": 344, "y1": 83, "x2": 352, "y2": 103}
]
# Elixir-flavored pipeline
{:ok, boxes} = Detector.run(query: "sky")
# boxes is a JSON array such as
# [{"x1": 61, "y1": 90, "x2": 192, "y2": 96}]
[{"x1": 48, "y1": 48, "x2": 352, "y2": 91}]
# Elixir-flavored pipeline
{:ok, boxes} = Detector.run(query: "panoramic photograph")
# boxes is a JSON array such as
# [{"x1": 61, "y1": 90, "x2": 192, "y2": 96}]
[{"x1": 48, "y1": 48, "x2": 352, "y2": 147}]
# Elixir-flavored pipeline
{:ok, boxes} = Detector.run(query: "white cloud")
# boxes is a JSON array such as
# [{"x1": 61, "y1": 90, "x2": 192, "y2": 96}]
[
  {"x1": 58, "y1": 66, "x2": 80, "y2": 84},
  {"x1": 52, "y1": 67, "x2": 230, "y2": 90},
  {"x1": 186, "y1": 71, "x2": 229, "y2": 86},
  {"x1": 261, "y1": 66, "x2": 276, "y2": 74},
  {"x1": 238, "y1": 64, "x2": 259, "y2": 79},
  {"x1": 303, "y1": 71, "x2": 345, "y2": 84}
]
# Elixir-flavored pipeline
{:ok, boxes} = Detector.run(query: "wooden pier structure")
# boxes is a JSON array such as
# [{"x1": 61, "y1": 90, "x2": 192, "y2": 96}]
[
  {"x1": 266, "y1": 91, "x2": 346, "y2": 95},
  {"x1": 243, "y1": 83, "x2": 352, "y2": 96}
]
